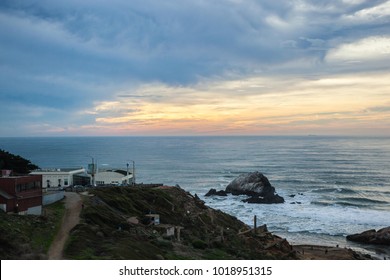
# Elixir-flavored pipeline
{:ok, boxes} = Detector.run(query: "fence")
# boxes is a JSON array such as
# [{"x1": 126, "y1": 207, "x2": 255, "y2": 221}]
[{"x1": 43, "y1": 191, "x2": 65, "y2": 206}]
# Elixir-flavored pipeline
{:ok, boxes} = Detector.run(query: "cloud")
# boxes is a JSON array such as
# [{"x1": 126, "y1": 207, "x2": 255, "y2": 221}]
[
  {"x1": 84, "y1": 71, "x2": 390, "y2": 135},
  {"x1": 367, "y1": 105, "x2": 390, "y2": 112},
  {"x1": 3, "y1": 0, "x2": 388, "y2": 84},
  {"x1": 0, "y1": 0, "x2": 333, "y2": 84},
  {"x1": 325, "y1": 36, "x2": 390, "y2": 64},
  {"x1": 1, "y1": 0, "x2": 390, "y2": 136},
  {"x1": 343, "y1": 1, "x2": 390, "y2": 23}
]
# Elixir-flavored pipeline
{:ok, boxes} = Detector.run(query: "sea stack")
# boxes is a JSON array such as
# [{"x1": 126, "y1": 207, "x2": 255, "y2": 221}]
[
  {"x1": 206, "y1": 171, "x2": 284, "y2": 204},
  {"x1": 225, "y1": 171, "x2": 284, "y2": 204}
]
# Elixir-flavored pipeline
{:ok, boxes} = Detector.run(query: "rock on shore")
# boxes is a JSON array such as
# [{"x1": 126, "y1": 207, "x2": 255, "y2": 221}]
[
  {"x1": 346, "y1": 227, "x2": 390, "y2": 245},
  {"x1": 206, "y1": 171, "x2": 284, "y2": 204}
]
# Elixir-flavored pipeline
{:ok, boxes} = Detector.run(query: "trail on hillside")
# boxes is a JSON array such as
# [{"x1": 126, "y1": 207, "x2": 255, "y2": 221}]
[{"x1": 48, "y1": 192, "x2": 82, "y2": 260}]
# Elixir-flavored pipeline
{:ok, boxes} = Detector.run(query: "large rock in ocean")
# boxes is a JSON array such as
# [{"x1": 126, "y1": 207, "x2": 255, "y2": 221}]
[
  {"x1": 225, "y1": 172, "x2": 284, "y2": 204},
  {"x1": 226, "y1": 172, "x2": 273, "y2": 196},
  {"x1": 346, "y1": 227, "x2": 390, "y2": 245}
]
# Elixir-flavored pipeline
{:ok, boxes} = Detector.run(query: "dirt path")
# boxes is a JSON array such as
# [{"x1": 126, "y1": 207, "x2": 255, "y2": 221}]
[{"x1": 48, "y1": 192, "x2": 82, "y2": 260}]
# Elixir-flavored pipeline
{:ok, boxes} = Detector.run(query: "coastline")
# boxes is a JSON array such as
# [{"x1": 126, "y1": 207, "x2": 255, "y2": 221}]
[
  {"x1": 287, "y1": 237, "x2": 387, "y2": 260},
  {"x1": 292, "y1": 244, "x2": 372, "y2": 260},
  {"x1": 2, "y1": 136, "x2": 390, "y2": 260},
  {"x1": 0, "y1": 185, "x2": 384, "y2": 260},
  {"x1": 2, "y1": 136, "x2": 390, "y2": 248},
  {"x1": 63, "y1": 185, "x2": 376, "y2": 260},
  {"x1": 273, "y1": 230, "x2": 390, "y2": 260}
]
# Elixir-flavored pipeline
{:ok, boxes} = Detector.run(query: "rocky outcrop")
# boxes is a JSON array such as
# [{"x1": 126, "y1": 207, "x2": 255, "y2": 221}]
[
  {"x1": 226, "y1": 172, "x2": 274, "y2": 195},
  {"x1": 346, "y1": 227, "x2": 390, "y2": 245},
  {"x1": 206, "y1": 172, "x2": 284, "y2": 204},
  {"x1": 205, "y1": 188, "x2": 228, "y2": 197},
  {"x1": 243, "y1": 195, "x2": 285, "y2": 204}
]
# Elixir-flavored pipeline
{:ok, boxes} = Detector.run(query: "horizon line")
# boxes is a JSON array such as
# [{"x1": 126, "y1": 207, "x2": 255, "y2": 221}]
[{"x1": 1, "y1": 134, "x2": 389, "y2": 138}]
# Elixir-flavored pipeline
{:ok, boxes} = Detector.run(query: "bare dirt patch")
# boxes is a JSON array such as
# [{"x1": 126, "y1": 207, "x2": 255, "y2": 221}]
[{"x1": 47, "y1": 192, "x2": 82, "y2": 260}]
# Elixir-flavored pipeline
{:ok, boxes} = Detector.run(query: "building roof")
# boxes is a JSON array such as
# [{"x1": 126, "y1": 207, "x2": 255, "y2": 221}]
[
  {"x1": 98, "y1": 169, "x2": 130, "y2": 176},
  {"x1": 30, "y1": 167, "x2": 85, "y2": 174},
  {"x1": 0, "y1": 175, "x2": 41, "y2": 180}
]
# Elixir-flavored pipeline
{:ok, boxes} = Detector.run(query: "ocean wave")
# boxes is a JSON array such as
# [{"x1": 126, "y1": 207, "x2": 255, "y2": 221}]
[
  {"x1": 335, "y1": 202, "x2": 370, "y2": 208},
  {"x1": 283, "y1": 229, "x2": 346, "y2": 237},
  {"x1": 311, "y1": 197, "x2": 387, "y2": 208},
  {"x1": 342, "y1": 197, "x2": 388, "y2": 205},
  {"x1": 310, "y1": 201, "x2": 333, "y2": 207},
  {"x1": 311, "y1": 187, "x2": 357, "y2": 194},
  {"x1": 364, "y1": 190, "x2": 390, "y2": 196}
]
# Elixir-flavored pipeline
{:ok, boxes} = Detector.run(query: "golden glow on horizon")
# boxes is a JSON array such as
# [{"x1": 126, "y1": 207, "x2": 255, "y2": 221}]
[{"x1": 83, "y1": 72, "x2": 390, "y2": 135}]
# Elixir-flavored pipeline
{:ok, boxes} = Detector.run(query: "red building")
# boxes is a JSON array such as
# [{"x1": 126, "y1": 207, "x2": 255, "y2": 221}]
[{"x1": 0, "y1": 174, "x2": 43, "y2": 215}]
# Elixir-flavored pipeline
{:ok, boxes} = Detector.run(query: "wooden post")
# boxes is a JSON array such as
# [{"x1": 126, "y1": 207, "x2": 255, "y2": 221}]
[
  {"x1": 176, "y1": 226, "x2": 183, "y2": 242},
  {"x1": 176, "y1": 227, "x2": 181, "y2": 242},
  {"x1": 254, "y1": 215, "x2": 257, "y2": 235}
]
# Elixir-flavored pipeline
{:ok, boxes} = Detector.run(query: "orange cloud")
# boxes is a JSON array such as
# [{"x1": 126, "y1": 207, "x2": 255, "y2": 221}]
[{"x1": 87, "y1": 72, "x2": 390, "y2": 135}]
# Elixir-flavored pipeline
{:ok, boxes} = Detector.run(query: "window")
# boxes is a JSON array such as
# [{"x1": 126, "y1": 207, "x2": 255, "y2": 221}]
[{"x1": 28, "y1": 182, "x2": 35, "y2": 189}]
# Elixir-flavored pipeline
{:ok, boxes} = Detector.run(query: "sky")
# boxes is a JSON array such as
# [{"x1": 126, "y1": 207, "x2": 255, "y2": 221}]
[{"x1": 1, "y1": 0, "x2": 390, "y2": 136}]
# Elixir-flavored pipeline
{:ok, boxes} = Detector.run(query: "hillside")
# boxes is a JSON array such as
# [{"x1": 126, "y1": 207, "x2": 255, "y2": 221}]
[
  {"x1": 64, "y1": 186, "x2": 297, "y2": 260},
  {"x1": 0, "y1": 185, "x2": 373, "y2": 260},
  {"x1": 0, "y1": 200, "x2": 65, "y2": 259}
]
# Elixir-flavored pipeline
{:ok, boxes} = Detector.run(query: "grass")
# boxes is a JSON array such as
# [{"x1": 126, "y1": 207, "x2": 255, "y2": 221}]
[
  {"x1": 62, "y1": 186, "x2": 298, "y2": 260},
  {"x1": 0, "y1": 199, "x2": 66, "y2": 259},
  {"x1": 33, "y1": 201, "x2": 66, "y2": 252}
]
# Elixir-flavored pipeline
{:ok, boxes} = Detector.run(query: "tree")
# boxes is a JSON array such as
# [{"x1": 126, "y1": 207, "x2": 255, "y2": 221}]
[{"x1": 0, "y1": 149, "x2": 39, "y2": 174}]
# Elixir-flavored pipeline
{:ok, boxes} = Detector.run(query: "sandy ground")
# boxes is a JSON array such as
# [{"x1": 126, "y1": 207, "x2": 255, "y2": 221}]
[
  {"x1": 47, "y1": 192, "x2": 82, "y2": 260},
  {"x1": 293, "y1": 245, "x2": 372, "y2": 260}
]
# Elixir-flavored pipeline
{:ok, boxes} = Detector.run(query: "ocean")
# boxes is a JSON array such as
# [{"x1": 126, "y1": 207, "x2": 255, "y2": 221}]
[{"x1": 1, "y1": 136, "x2": 390, "y2": 258}]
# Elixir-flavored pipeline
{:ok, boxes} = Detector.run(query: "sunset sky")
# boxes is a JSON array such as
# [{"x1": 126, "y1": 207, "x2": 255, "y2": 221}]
[{"x1": 1, "y1": 0, "x2": 390, "y2": 136}]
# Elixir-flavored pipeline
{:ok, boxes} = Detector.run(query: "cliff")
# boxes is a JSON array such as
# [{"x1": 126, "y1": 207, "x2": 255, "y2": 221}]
[
  {"x1": 64, "y1": 185, "x2": 295, "y2": 260},
  {"x1": 0, "y1": 185, "x2": 373, "y2": 260}
]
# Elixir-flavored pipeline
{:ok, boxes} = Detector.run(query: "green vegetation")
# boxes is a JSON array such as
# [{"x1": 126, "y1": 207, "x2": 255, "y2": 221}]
[
  {"x1": 0, "y1": 149, "x2": 39, "y2": 174},
  {"x1": 0, "y1": 200, "x2": 65, "y2": 259},
  {"x1": 64, "y1": 186, "x2": 297, "y2": 260},
  {"x1": 0, "y1": 184, "x2": 295, "y2": 260}
]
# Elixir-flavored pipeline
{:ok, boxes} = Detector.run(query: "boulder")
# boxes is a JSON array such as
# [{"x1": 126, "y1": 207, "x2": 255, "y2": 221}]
[
  {"x1": 346, "y1": 227, "x2": 390, "y2": 245},
  {"x1": 243, "y1": 195, "x2": 284, "y2": 204},
  {"x1": 205, "y1": 172, "x2": 284, "y2": 204},
  {"x1": 226, "y1": 172, "x2": 284, "y2": 204},
  {"x1": 226, "y1": 172, "x2": 273, "y2": 196},
  {"x1": 205, "y1": 188, "x2": 228, "y2": 197}
]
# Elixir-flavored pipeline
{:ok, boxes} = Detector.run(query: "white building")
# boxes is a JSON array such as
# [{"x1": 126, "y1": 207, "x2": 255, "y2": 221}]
[
  {"x1": 95, "y1": 169, "x2": 133, "y2": 186},
  {"x1": 30, "y1": 167, "x2": 88, "y2": 190}
]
